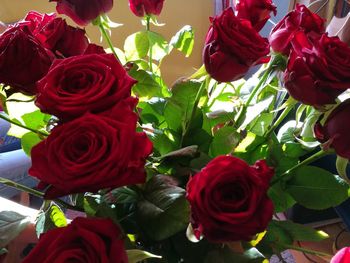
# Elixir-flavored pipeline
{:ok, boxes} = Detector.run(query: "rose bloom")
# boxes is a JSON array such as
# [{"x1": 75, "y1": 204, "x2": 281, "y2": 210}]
[
  {"x1": 186, "y1": 155, "x2": 274, "y2": 243},
  {"x1": 283, "y1": 32, "x2": 350, "y2": 106},
  {"x1": 29, "y1": 98, "x2": 153, "y2": 199},
  {"x1": 269, "y1": 4, "x2": 325, "y2": 55},
  {"x1": 50, "y1": 0, "x2": 114, "y2": 26},
  {"x1": 236, "y1": 0, "x2": 277, "y2": 32},
  {"x1": 331, "y1": 247, "x2": 350, "y2": 263},
  {"x1": 314, "y1": 99, "x2": 350, "y2": 159},
  {"x1": 203, "y1": 8, "x2": 269, "y2": 83},
  {"x1": 23, "y1": 217, "x2": 128, "y2": 263},
  {"x1": 0, "y1": 28, "x2": 52, "y2": 95},
  {"x1": 129, "y1": 0, "x2": 165, "y2": 17},
  {"x1": 36, "y1": 53, "x2": 135, "y2": 121}
]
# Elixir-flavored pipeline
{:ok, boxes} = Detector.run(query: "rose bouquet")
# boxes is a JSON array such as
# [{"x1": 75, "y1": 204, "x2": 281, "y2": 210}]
[{"x1": 0, "y1": 0, "x2": 350, "y2": 262}]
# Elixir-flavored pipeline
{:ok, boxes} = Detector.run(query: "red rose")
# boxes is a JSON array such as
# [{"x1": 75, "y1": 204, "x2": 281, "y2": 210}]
[
  {"x1": 203, "y1": 8, "x2": 269, "y2": 83},
  {"x1": 23, "y1": 217, "x2": 128, "y2": 263},
  {"x1": 236, "y1": 0, "x2": 277, "y2": 32},
  {"x1": 283, "y1": 32, "x2": 350, "y2": 106},
  {"x1": 29, "y1": 98, "x2": 153, "y2": 199},
  {"x1": 50, "y1": 0, "x2": 114, "y2": 26},
  {"x1": 84, "y1": 43, "x2": 106, "y2": 54},
  {"x1": 331, "y1": 247, "x2": 350, "y2": 263},
  {"x1": 269, "y1": 4, "x2": 324, "y2": 55},
  {"x1": 35, "y1": 53, "x2": 135, "y2": 121},
  {"x1": 0, "y1": 28, "x2": 52, "y2": 95},
  {"x1": 128, "y1": 0, "x2": 165, "y2": 17},
  {"x1": 314, "y1": 99, "x2": 350, "y2": 159},
  {"x1": 186, "y1": 155, "x2": 274, "y2": 242}
]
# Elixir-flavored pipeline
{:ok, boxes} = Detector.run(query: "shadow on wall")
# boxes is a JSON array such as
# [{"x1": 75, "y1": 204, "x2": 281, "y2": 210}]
[{"x1": 0, "y1": 0, "x2": 213, "y2": 86}]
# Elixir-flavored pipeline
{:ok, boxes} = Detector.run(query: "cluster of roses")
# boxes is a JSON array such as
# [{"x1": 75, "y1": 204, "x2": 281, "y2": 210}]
[
  {"x1": 268, "y1": 5, "x2": 350, "y2": 160},
  {"x1": 0, "y1": 1, "x2": 157, "y2": 262}
]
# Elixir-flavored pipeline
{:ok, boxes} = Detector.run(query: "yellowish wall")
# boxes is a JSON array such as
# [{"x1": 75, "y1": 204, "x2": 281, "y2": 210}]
[{"x1": 0, "y1": 0, "x2": 213, "y2": 85}]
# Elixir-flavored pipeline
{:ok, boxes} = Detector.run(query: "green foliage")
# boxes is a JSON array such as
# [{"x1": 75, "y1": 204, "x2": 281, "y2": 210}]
[
  {"x1": 136, "y1": 175, "x2": 190, "y2": 241},
  {"x1": 21, "y1": 132, "x2": 42, "y2": 156},
  {"x1": 268, "y1": 182, "x2": 296, "y2": 213},
  {"x1": 124, "y1": 31, "x2": 150, "y2": 61},
  {"x1": 36, "y1": 202, "x2": 67, "y2": 238},
  {"x1": 285, "y1": 166, "x2": 350, "y2": 209},
  {"x1": 205, "y1": 247, "x2": 267, "y2": 263},
  {"x1": 127, "y1": 249, "x2": 162, "y2": 263},
  {"x1": 129, "y1": 67, "x2": 163, "y2": 99},
  {"x1": 209, "y1": 126, "x2": 240, "y2": 157},
  {"x1": 169, "y1": 25, "x2": 195, "y2": 57}
]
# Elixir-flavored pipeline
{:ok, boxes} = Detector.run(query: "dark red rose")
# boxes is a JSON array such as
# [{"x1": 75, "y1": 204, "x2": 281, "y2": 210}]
[
  {"x1": 128, "y1": 0, "x2": 165, "y2": 17},
  {"x1": 36, "y1": 53, "x2": 135, "y2": 121},
  {"x1": 50, "y1": 0, "x2": 114, "y2": 26},
  {"x1": 283, "y1": 32, "x2": 350, "y2": 106},
  {"x1": 186, "y1": 155, "x2": 274, "y2": 243},
  {"x1": 84, "y1": 43, "x2": 106, "y2": 54},
  {"x1": 269, "y1": 4, "x2": 324, "y2": 55},
  {"x1": 314, "y1": 99, "x2": 350, "y2": 159},
  {"x1": 29, "y1": 98, "x2": 153, "y2": 199},
  {"x1": 20, "y1": 11, "x2": 89, "y2": 57},
  {"x1": 0, "y1": 28, "x2": 52, "y2": 95},
  {"x1": 236, "y1": 0, "x2": 277, "y2": 32},
  {"x1": 23, "y1": 217, "x2": 128, "y2": 263},
  {"x1": 331, "y1": 247, "x2": 350, "y2": 263},
  {"x1": 203, "y1": 8, "x2": 269, "y2": 83}
]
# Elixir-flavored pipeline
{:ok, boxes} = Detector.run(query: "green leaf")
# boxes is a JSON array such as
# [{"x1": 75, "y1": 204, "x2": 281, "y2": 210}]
[
  {"x1": 127, "y1": 249, "x2": 162, "y2": 263},
  {"x1": 21, "y1": 132, "x2": 42, "y2": 156},
  {"x1": 0, "y1": 211, "x2": 30, "y2": 248},
  {"x1": 124, "y1": 31, "x2": 149, "y2": 61},
  {"x1": 147, "y1": 31, "x2": 169, "y2": 61},
  {"x1": 270, "y1": 220, "x2": 329, "y2": 242},
  {"x1": 248, "y1": 113, "x2": 274, "y2": 137},
  {"x1": 129, "y1": 68, "x2": 162, "y2": 99},
  {"x1": 268, "y1": 182, "x2": 296, "y2": 213},
  {"x1": 164, "y1": 79, "x2": 202, "y2": 132},
  {"x1": 169, "y1": 25, "x2": 194, "y2": 57},
  {"x1": 102, "y1": 187, "x2": 139, "y2": 205},
  {"x1": 209, "y1": 126, "x2": 240, "y2": 157},
  {"x1": 282, "y1": 142, "x2": 307, "y2": 159},
  {"x1": 336, "y1": 155, "x2": 350, "y2": 184},
  {"x1": 136, "y1": 175, "x2": 190, "y2": 241},
  {"x1": 285, "y1": 166, "x2": 350, "y2": 209},
  {"x1": 35, "y1": 202, "x2": 67, "y2": 238}
]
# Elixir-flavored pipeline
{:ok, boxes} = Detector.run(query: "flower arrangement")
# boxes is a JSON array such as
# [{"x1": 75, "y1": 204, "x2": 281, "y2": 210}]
[{"x1": 0, "y1": 0, "x2": 350, "y2": 262}]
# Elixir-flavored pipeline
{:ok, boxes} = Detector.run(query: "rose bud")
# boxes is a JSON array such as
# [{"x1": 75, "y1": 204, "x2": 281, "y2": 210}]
[
  {"x1": 186, "y1": 155, "x2": 274, "y2": 242},
  {"x1": 35, "y1": 53, "x2": 135, "y2": 121},
  {"x1": 29, "y1": 98, "x2": 153, "y2": 199},
  {"x1": 283, "y1": 32, "x2": 350, "y2": 106},
  {"x1": 23, "y1": 217, "x2": 128, "y2": 263},
  {"x1": 331, "y1": 247, "x2": 350, "y2": 263},
  {"x1": 314, "y1": 99, "x2": 350, "y2": 159},
  {"x1": 128, "y1": 0, "x2": 165, "y2": 17},
  {"x1": 269, "y1": 4, "x2": 325, "y2": 55},
  {"x1": 50, "y1": 0, "x2": 114, "y2": 26},
  {"x1": 203, "y1": 8, "x2": 269, "y2": 83},
  {"x1": 236, "y1": 0, "x2": 277, "y2": 32},
  {"x1": 0, "y1": 28, "x2": 52, "y2": 95}
]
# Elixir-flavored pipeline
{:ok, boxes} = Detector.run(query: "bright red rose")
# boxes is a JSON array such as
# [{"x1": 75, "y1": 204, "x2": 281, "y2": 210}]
[
  {"x1": 50, "y1": 0, "x2": 114, "y2": 26},
  {"x1": 283, "y1": 32, "x2": 350, "y2": 106},
  {"x1": 331, "y1": 247, "x2": 350, "y2": 263},
  {"x1": 128, "y1": 0, "x2": 165, "y2": 17},
  {"x1": 314, "y1": 99, "x2": 350, "y2": 159},
  {"x1": 23, "y1": 217, "x2": 128, "y2": 263},
  {"x1": 0, "y1": 28, "x2": 52, "y2": 95},
  {"x1": 35, "y1": 53, "x2": 135, "y2": 121},
  {"x1": 269, "y1": 4, "x2": 325, "y2": 55},
  {"x1": 186, "y1": 155, "x2": 274, "y2": 243},
  {"x1": 203, "y1": 8, "x2": 269, "y2": 83},
  {"x1": 29, "y1": 98, "x2": 153, "y2": 199},
  {"x1": 236, "y1": 0, "x2": 277, "y2": 31}
]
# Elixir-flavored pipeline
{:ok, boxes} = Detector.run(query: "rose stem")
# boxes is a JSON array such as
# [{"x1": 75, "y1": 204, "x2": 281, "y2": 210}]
[
  {"x1": 95, "y1": 16, "x2": 121, "y2": 63},
  {"x1": 264, "y1": 97, "x2": 297, "y2": 138},
  {"x1": 145, "y1": 15, "x2": 153, "y2": 73},
  {"x1": 234, "y1": 65, "x2": 273, "y2": 127},
  {"x1": 0, "y1": 113, "x2": 48, "y2": 137},
  {"x1": 181, "y1": 76, "x2": 210, "y2": 146},
  {"x1": 0, "y1": 177, "x2": 84, "y2": 212},
  {"x1": 271, "y1": 149, "x2": 331, "y2": 184}
]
